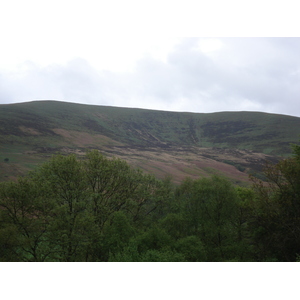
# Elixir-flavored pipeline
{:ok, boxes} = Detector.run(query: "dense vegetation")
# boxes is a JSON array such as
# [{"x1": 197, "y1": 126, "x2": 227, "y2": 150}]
[{"x1": 1, "y1": 146, "x2": 300, "y2": 262}]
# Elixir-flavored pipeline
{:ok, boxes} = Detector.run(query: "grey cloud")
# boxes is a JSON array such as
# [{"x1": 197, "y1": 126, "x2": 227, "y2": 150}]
[
  {"x1": 162, "y1": 37, "x2": 300, "y2": 115},
  {"x1": 0, "y1": 38, "x2": 299, "y2": 117},
  {"x1": 0, "y1": 74, "x2": 14, "y2": 103}
]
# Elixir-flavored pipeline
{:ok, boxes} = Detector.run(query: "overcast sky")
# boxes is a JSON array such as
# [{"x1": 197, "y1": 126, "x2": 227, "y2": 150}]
[{"x1": 0, "y1": 1, "x2": 299, "y2": 117}]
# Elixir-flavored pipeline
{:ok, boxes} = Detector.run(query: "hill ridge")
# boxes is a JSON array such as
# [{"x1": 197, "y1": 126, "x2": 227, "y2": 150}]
[
  {"x1": 1, "y1": 100, "x2": 300, "y2": 183},
  {"x1": 3, "y1": 99, "x2": 299, "y2": 118}
]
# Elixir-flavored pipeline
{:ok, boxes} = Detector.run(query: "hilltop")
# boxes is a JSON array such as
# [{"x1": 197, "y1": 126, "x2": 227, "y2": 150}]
[{"x1": 1, "y1": 100, "x2": 300, "y2": 183}]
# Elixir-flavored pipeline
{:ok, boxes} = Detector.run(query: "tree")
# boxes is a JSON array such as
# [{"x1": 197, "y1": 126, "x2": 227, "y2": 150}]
[
  {"x1": 83, "y1": 150, "x2": 173, "y2": 229},
  {"x1": 0, "y1": 178, "x2": 54, "y2": 261},
  {"x1": 175, "y1": 175, "x2": 240, "y2": 261},
  {"x1": 250, "y1": 143, "x2": 300, "y2": 261},
  {"x1": 30, "y1": 153, "x2": 94, "y2": 261},
  {"x1": 175, "y1": 235, "x2": 207, "y2": 262},
  {"x1": 234, "y1": 186, "x2": 256, "y2": 261},
  {"x1": 1, "y1": 150, "x2": 174, "y2": 261},
  {"x1": 83, "y1": 150, "x2": 143, "y2": 229}
]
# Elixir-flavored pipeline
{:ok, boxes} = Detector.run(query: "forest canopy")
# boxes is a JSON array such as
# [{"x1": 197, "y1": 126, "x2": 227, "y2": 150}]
[{"x1": 1, "y1": 146, "x2": 300, "y2": 262}]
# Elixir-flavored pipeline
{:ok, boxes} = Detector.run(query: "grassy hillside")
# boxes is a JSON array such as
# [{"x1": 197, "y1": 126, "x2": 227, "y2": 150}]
[{"x1": 1, "y1": 100, "x2": 299, "y2": 182}]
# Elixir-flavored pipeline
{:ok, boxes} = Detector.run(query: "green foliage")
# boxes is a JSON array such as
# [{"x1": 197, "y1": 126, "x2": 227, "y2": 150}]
[
  {"x1": 137, "y1": 249, "x2": 185, "y2": 262},
  {"x1": 134, "y1": 226, "x2": 174, "y2": 253},
  {"x1": 2, "y1": 143, "x2": 300, "y2": 261},
  {"x1": 249, "y1": 143, "x2": 300, "y2": 261},
  {"x1": 103, "y1": 211, "x2": 135, "y2": 256},
  {"x1": 175, "y1": 236, "x2": 207, "y2": 262},
  {"x1": 174, "y1": 175, "x2": 247, "y2": 261},
  {"x1": 0, "y1": 178, "x2": 54, "y2": 261},
  {"x1": 159, "y1": 213, "x2": 188, "y2": 239},
  {"x1": 109, "y1": 244, "x2": 185, "y2": 262},
  {"x1": 0, "y1": 151, "x2": 170, "y2": 261},
  {"x1": 30, "y1": 154, "x2": 92, "y2": 261},
  {"x1": 83, "y1": 150, "x2": 142, "y2": 229}
]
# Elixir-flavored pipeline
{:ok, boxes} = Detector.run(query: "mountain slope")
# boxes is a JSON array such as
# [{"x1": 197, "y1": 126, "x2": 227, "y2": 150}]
[{"x1": 1, "y1": 100, "x2": 299, "y2": 183}]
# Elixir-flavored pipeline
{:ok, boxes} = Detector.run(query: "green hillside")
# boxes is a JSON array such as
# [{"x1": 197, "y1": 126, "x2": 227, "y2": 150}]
[
  {"x1": 1, "y1": 100, "x2": 300, "y2": 152},
  {"x1": 1, "y1": 100, "x2": 300, "y2": 182}
]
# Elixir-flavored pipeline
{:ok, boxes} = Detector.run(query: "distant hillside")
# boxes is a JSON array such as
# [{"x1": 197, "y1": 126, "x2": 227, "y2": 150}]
[{"x1": 1, "y1": 100, "x2": 299, "y2": 183}]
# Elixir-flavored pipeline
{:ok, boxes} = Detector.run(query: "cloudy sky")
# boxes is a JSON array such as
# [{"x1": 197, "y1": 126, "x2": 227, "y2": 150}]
[{"x1": 0, "y1": 1, "x2": 299, "y2": 116}]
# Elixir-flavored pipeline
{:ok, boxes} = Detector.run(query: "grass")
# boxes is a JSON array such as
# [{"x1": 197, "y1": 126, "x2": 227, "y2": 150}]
[
  {"x1": 1, "y1": 100, "x2": 300, "y2": 183},
  {"x1": 2, "y1": 101, "x2": 300, "y2": 154}
]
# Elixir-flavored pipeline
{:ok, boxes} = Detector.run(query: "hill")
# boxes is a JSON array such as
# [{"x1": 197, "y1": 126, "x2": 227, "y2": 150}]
[{"x1": 1, "y1": 100, "x2": 300, "y2": 183}]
